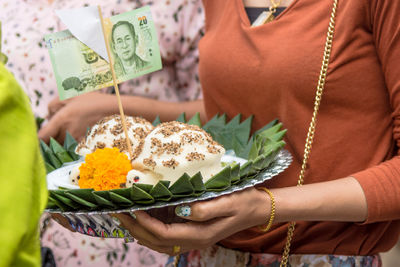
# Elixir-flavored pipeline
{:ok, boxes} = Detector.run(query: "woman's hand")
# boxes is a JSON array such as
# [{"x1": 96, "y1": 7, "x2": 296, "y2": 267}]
[
  {"x1": 39, "y1": 92, "x2": 206, "y2": 144},
  {"x1": 38, "y1": 92, "x2": 116, "y2": 143},
  {"x1": 112, "y1": 188, "x2": 270, "y2": 255},
  {"x1": 47, "y1": 97, "x2": 70, "y2": 119}
]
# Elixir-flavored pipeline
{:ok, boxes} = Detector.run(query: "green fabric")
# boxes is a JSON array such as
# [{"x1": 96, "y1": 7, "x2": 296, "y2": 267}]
[{"x1": 0, "y1": 64, "x2": 47, "y2": 267}]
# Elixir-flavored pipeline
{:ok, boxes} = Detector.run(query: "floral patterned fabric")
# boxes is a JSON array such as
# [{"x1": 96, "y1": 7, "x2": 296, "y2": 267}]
[
  {"x1": 0, "y1": 0, "x2": 204, "y2": 119},
  {"x1": 168, "y1": 246, "x2": 382, "y2": 267},
  {"x1": 1, "y1": 0, "x2": 204, "y2": 266},
  {"x1": 42, "y1": 218, "x2": 168, "y2": 267}
]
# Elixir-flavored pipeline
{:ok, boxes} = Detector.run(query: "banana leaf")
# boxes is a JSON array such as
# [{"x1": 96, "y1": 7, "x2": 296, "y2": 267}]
[
  {"x1": 176, "y1": 113, "x2": 186, "y2": 123},
  {"x1": 169, "y1": 174, "x2": 195, "y2": 198},
  {"x1": 187, "y1": 112, "x2": 202, "y2": 127},
  {"x1": 130, "y1": 185, "x2": 154, "y2": 204},
  {"x1": 40, "y1": 140, "x2": 62, "y2": 169},
  {"x1": 64, "y1": 132, "x2": 80, "y2": 160},
  {"x1": 150, "y1": 181, "x2": 172, "y2": 201},
  {"x1": 50, "y1": 138, "x2": 73, "y2": 163},
  {"x1": 205, "y1": 166, "x2": 231, "y2": 191},
  {"x1": 45, "y1": 162, "x2": 56, "y2": 173},
  {"x1": 190, "y1": 172, "x2": 206, "y2": 196},
  {"x1": 152, "y1": 115, "x2": 161, "y2": 126}
]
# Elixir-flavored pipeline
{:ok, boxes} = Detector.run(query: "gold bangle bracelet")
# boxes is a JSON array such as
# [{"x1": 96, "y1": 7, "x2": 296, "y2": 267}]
[{"x1": 257, "y1": 187, "x2": 276, "y2": 232}]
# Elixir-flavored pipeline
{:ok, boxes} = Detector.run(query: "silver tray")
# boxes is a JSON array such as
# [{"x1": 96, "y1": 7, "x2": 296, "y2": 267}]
[{"x1": 46, "y1": 149, "x2": 292, "y2": 240}]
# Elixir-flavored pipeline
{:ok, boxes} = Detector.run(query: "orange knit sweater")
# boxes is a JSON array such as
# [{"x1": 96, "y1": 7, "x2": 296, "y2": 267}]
[{"x1": 199, "y1": 0, "x2": 400, "y2": 255}]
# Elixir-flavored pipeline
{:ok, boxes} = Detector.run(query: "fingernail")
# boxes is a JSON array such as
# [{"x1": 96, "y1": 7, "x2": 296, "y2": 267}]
[
  {"x1": 175, "y1": 205, "x2": 191, "y2": 217},
  {"x1": 129, "y1": 212, "x2": 137, "y2": 219}
]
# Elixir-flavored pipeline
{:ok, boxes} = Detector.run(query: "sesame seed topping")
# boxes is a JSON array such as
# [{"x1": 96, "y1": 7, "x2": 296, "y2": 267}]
[
  {"x1": 133, "y1": 127, "x2": 147, "y2": 139},
  {"x1": 163, "y1": 142, "x2": 182, "y2": 155},
  {"x1": 207, "y1": 144, "x2": 222, "y2": 154},
  {"x1": 113, "y1": 138, "x2": 128, "y2": 153},
  {"x1": 96, "y1": 142, "x2": 106, "y2": 149},
  {"x1": 186, "y1": 152, "x2": 205, "y2": 161},
  {"x1": 162, "y1": 159, "x2": 179, "y2": 169},
  {"x1": 132, "y1": 140, "x2": 144, "y2": 160},
  {"x1": 110, "y1": 123, "x2": 124, "y2": 136},
  {"x1": 143, "y1": 158, "x2": 156, "y2": 168}
]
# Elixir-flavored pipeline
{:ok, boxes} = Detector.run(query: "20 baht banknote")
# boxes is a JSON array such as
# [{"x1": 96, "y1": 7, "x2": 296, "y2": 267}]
[{"x1": 45, "y1": 6, "x2": 162, "y2": 100}]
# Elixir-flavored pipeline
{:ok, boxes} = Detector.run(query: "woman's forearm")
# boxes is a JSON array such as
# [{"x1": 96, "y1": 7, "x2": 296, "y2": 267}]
[
  {"x1": 120, "y1": 95, "x2": 206, "y2": 123},
  {"x1": 269, "y1": 177, "x2": 368, "y2": 223}
]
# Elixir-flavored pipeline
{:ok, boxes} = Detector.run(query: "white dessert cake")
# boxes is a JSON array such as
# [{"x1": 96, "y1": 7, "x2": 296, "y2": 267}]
[
  {"x1": 75, "y1": 115, "x2": 153, "y2": 159},
  {"x1": 130, "y1": 121, "x2": 225, "y2": 185}
]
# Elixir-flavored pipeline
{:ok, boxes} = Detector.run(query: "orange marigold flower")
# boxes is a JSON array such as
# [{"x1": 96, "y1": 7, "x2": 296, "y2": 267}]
[{"x1": 79, "y1": 147, "x2": 132, "y2": 191}]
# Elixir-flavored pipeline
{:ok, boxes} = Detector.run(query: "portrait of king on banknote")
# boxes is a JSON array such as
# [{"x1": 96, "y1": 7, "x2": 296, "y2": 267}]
[
  {"x1": 45, "y1": 6, "x2": 162, "y2": 100},
  {"x1": 111, "y1": 20, "x2": 149, "y2": 77}
]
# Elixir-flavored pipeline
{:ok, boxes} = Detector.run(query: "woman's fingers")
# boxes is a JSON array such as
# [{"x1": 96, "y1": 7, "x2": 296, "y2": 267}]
[
  {"x1": 113, "y1": 211, "x2": 202, "y2": 246},
  {"x1": 175, "y1": 194, "x2": 236, "y2": 222},
  {"x1": 134, "y1": 211, "x2": 234, "y2": 248},
  {"x1": 112, "y1": 213, "x2": 165, "y2": 246},
  {"x1": 38, "y1": 116, "x2": 62, "y2": 143},
  {"x1": 119, "y1": 211, "x2": 185, "y2": 246},
  {"x1": 111, "y1": 190, "x2": 260, "y2": 253},
  {"x1": 113, "y1": 213, "x2": 194, "y2": 255},
  {"x1": 47, "y1": 97, "x2": 68, "y2": 118}
]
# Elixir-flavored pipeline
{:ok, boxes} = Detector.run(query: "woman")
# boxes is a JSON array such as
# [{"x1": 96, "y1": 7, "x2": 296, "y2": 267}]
[
  {"x1": 1, "y1": 0, "x2": 205, "y2": 266},
  {"x1": 114, "y1": 0, "x2": 400, "y2": 266}
]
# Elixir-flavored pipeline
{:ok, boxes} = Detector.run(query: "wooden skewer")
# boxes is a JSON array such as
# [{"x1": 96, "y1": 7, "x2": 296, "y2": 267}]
[{"x1": 97, "y1": 5, "x2": 133, "y2": 160}]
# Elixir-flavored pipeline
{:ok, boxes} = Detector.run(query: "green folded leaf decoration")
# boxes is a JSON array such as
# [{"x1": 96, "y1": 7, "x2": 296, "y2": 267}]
[
  {"x1": 47, "y1": 196, "x2": 59, "y2": 209},
  {"x1": 48, "y1": 196, "x2": 70, "y2": 212},
  {"x1": 152, "y1": 115, "x2": 161, "y2": 126},
  {"x1": 187, "y1": 112, "x2": 202, "y2": 127},
  {"x1": 64, "y1": 191, "x2": 98, "y2": 210},
  {"x1": 239, "y1": 161, "x2": 253, "y2": 178},
  {"x1": 130, "y1": 185, "x2": 154, "y2": 204},
  {"x1": 169, "y1": 173, "x2": 194, "y2": 198},
  {"x1": 109, "y1": 190, "x2": 133, "y2": 207},
  {"x1": 92, "y1": 191, "x2": 117, "y2": 209},
  {"x1": 150, "y1": 181, "x2": 172, "y2": 201},
  {"x1": 190, "y1": 172, "x2": 206, "y2": 196},
  {"x1": 64, "y1": 131, "x2": 80, "y2": 160},
  {"x1": 230, "y1": 164, "x2": 241, "y2": 185},
  {"x1": 40, "y1": 140, "x2": 62, "y2": 169},
  {"x1": 50, "y1": 137, "x2": 74, "y2": 163},
  {"x1": 45, "y1": 162, "x2": 56, "y2": 173},
  {"x1": 176, "y1": 113, "x2": 186, "y2": 123},
  {"x1": 66, "y1": 188, "x2": 96, "y2": 202},
  {"x1": 205, "y1": 166, "x2": 231, "y2": 191},
  {"x1": 50, "y1": 190, "x2": 81, "y2": 210},
  {"x1": 43, "y1": 113, "x2": 287, "y2": 211},
  {"x1": 159, "y1": 180, "x2": 170, "y2": 188},
  {"x1": 134, "y1": 183, "x2": 153, "y2": 193}
]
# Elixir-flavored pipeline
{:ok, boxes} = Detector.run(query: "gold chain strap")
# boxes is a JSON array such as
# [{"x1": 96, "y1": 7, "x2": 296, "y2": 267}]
[
  {"x1": 279, "y1": 0, "x2": 339, "y2": 266},
  {"x1": 270, "y1": 0, "x2": 282, "y2": 14}
]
